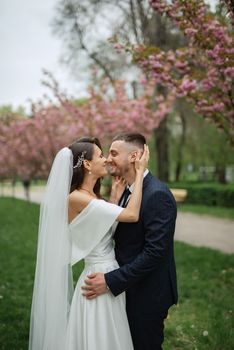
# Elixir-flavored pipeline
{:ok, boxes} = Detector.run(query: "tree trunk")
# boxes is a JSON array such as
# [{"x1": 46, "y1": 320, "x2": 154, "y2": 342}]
[
  {"x1": 175, "y1": 111, "x2": 186, "y2": 182},
  {"x1": 1, "y1": 181, "x2": 3, "y2": 197},
  {"x1": 21, "y1": 178, "x2": 31, "y2": 202},
  {"x1": 154, "y1": 117, "x2": 169, "y2": 181},
  {"x1": 148, "y1": 14, "x2": 170, "y2": 182},
  {"x1": 215, "y1": 166, "x2": 226, "y2": 184},
  {"x1": 12, "y1": 179, "x2": 16, "y2": 198}
]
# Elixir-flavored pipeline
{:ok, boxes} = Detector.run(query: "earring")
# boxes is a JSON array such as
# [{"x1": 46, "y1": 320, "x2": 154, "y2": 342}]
[{"x1": 89, "y1": 171, "x2": 92, "y2": 175}]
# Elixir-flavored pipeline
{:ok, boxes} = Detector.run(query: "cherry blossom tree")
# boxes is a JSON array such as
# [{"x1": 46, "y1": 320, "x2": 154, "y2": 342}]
[
  {"x1": 41, "y1": 70, "x2": 172, "y2": 144},
  {"x1": 0, "y1": 71, "x2": 170, "y2": 191},
  {"x1": 125, "y1": 0, "x2": 234, "y2": 143}
]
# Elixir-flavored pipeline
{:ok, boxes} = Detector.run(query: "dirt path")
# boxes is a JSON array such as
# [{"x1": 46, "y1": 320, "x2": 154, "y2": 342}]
[
  {"x1": 2, "y1": 186, "x2": 234, "y2": 254},
  {"x1": 175, "y1": 212, "x2": 234, "y2": 254}
]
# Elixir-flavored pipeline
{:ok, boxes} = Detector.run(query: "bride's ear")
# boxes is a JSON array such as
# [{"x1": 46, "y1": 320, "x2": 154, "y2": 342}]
[{"x1": 83, "y1": 159, "x2": 91, "y2": 172}]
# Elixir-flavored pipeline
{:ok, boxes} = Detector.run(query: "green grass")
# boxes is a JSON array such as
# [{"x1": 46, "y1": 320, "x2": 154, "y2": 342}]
[
  {"x1": 178, "y1": 203, "x2": 234, "y2": 220},
  {"x1": 164, "y1": 243, "x2": 234, "y2": 350},
  {"x1": 0, "y1": 198, "x2": 233, "y2": 349}
]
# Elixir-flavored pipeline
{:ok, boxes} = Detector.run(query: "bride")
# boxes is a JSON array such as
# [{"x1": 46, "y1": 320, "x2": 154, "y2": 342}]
[{"x1": 29, "y1": 136, "x2": 149, "y2": 350}]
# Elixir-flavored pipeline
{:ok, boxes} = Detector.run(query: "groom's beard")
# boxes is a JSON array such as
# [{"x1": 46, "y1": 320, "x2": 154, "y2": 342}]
[{"x1": 107, "y1": 161, "x2": 130, "y2": 177}]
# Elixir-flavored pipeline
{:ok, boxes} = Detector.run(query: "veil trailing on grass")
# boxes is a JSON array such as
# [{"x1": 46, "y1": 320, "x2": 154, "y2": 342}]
[{"x1": 29, "y1": 147, "x2": 74, "y2": 350}]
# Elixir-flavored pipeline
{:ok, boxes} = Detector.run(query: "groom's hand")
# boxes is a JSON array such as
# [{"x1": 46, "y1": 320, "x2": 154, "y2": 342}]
[{"x1": 81, "y1": 272, "x2": 108, "y2": 299}]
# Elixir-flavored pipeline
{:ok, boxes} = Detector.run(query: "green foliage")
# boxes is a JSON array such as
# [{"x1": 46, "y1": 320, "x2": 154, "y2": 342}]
[
  {"x1": 168, "y1": 105, "x2": 234, "y2": 183},
  {"x1": 0, "y1": 104, "x2": 26, "y2": 118},
  {"x1": 0, "y1": 198, "x2": 233, "y2": 349},
  {"x1": 178, "y1": 203, "x2": 234, "y2": 220},
  {"x1": 171, "y1": 183, "x2": 234, "y2": 208}
]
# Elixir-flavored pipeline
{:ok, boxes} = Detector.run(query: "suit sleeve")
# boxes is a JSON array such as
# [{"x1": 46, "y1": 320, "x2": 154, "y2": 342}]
[{"x1": 105, "y1": 190, "x2": 177, "y2": 296}]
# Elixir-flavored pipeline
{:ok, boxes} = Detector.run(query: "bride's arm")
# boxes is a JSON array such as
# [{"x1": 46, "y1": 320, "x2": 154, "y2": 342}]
[
  {"x1": 109, "y1": 177, "x2": 126, "y2": 204},
  {"x1": 116, "y1": 145, "x2": 149, "y2": 223}
]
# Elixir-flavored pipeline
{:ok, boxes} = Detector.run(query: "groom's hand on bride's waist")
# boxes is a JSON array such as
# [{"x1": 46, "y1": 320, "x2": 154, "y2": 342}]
[{"x1": 82, "y1": 272, "x2": 109, "y2": 299}]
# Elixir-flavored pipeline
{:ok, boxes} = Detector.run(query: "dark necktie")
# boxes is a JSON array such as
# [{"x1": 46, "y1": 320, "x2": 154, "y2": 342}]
[{"x1": 121, "y1": 188, "x2": 131, "y2": 208}]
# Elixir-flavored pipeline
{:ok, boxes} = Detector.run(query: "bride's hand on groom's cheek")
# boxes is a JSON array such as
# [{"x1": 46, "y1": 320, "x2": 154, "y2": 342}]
[{"x1": 81, "y1": 272, "x2": 108, "y2": 299}]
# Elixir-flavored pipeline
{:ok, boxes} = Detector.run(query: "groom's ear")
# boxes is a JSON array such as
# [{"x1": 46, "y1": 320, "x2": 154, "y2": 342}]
[
  {"x1": 129, "y1": 151, "x2": 138, "y2": 163},
  {"x1": 130, "y1": 149, "x2": 144, "y2": 163}
]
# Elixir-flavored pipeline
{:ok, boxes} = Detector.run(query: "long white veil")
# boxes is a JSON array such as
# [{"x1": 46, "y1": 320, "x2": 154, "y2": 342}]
[{"x1": 29, "y1": 147, "x2": 74, "y2": 350}]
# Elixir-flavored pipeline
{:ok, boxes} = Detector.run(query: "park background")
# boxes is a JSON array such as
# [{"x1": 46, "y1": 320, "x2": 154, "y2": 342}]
[{"x1": 0, "y1": 0, "x2": 233, "y2": 349}]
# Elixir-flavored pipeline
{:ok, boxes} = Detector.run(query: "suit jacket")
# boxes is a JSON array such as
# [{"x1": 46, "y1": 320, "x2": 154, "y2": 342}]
[{"x1": 105, "y1": 172, "x2": 178, "y2": 315}]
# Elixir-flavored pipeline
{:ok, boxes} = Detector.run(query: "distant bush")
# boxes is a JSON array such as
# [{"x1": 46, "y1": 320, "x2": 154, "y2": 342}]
[{"x1": 170, "y1": 183, "x2": 234, "y2": 208}]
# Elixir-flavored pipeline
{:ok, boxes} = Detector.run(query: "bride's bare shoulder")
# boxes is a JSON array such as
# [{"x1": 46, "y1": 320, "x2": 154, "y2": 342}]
[
  {"x1": 68, "y1": 191, "x2": 95, "y2": 223},
  {"x1": 69, "y1": 190, "x2": 91, "y2": 210}
]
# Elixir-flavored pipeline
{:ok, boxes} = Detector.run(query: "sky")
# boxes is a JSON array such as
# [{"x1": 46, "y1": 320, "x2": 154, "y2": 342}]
[{"x1": 0, "y1": 0, "x2": 218, "y2": 111}]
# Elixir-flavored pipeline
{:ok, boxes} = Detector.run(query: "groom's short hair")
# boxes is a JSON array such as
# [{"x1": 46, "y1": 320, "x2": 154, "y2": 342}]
[{"x1": 112, "y1": 132, "x2": 146, "y2": 150}]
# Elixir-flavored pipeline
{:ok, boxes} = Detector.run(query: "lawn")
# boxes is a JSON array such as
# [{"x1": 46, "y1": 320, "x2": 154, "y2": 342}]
[{"x1": 0, "y1": 198, "x2": 233, "y2": 349}]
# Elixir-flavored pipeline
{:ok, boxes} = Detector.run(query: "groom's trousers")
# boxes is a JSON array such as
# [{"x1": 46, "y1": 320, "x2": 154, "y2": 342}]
[{"x1": 127, "y1": 308, "x2": 168, "y2": 350}]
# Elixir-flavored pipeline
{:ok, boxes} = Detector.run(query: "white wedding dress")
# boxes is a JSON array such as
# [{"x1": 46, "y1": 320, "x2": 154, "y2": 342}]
[{"x1": 65, "y1": 199, "x2": 133, "y2": 350}]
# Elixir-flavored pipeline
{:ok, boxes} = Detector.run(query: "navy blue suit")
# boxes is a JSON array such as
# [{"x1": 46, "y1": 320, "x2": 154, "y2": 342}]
[{"x1": 105, "y1": 172, "x2": 178, "y2": 349}]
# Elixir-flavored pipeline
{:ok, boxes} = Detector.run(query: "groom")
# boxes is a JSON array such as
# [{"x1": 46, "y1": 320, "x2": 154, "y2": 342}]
[{"x1": 82, "y1": 132, "x2": 178, "y2": 350}]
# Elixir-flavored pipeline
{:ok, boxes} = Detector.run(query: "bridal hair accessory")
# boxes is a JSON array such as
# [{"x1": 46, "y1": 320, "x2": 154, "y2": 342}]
[{"x1": 74, "y1": 151, "x2": 87, "y2": 169}]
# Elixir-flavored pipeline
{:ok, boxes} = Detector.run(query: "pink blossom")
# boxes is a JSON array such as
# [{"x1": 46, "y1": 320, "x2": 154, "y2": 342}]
[
  {"x1": 129, "y1": 0, "x2": 234, "y2": 143},
  {"x1": 224, "y1": 67, "x2": 234, "y2": 79},
  {"x1": 113, "y1": 43, "x2": 123, "y2": 53},
  {"x1": 184, "y1": 28, "x2": 198, "y2": 36}
]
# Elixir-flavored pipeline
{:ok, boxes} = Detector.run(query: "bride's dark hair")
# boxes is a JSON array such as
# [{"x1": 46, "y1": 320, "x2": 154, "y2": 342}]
[{"x1": 69, "y1": 137, "x2": 102, "y2": 197}]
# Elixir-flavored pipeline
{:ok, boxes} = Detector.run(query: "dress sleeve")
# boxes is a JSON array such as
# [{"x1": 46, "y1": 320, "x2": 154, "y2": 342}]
[{"x1": 69, "y1": 199, "x2": 123, "y2": 266}]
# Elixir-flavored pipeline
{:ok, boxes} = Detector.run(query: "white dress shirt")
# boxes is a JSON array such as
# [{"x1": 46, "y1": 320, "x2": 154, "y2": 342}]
[
  {"x1": 111, "y1": 169, "x2": 149, "y2": 236},
  {"x1": 120, "y1": 169, "x2": 149, "y2": 206}
]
